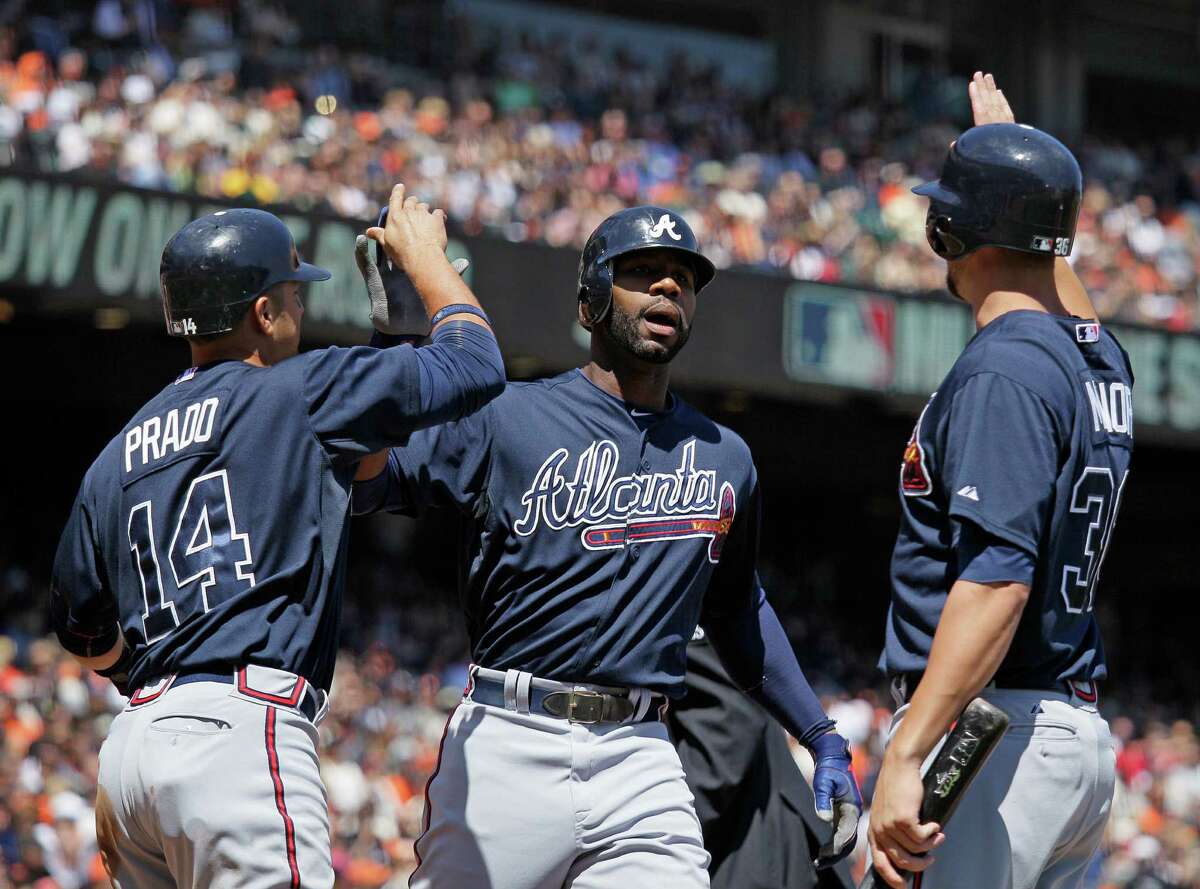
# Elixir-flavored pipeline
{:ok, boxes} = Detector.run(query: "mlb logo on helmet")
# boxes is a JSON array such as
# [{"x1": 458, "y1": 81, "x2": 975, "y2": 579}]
[{"x1": 1029, "y1": 235, "x2": 1071, "y2": 256}]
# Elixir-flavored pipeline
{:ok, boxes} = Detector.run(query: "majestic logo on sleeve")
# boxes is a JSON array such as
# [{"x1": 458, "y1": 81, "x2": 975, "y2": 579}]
[
  {"x1": 514, "y1": 439, "x2": 735, "y2": 563},
  {"x1": 646, "y1": 214, "x2": 682, "y2": 241},
  {"x1": 901, "y1": 395, "x2": 935, "y2": 497}
]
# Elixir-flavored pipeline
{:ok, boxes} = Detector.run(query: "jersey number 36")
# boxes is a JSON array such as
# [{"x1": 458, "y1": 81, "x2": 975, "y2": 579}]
[
  {"x1": 127, "y1": 469, "x2": 256, "y2": 643},
  {"x1": 1061, "y1": 467, "x2": 1128, "y2": 614}
]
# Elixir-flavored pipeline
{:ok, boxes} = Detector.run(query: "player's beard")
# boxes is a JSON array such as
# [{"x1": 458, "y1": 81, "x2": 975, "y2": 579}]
[{"x1": 605, "y1": 302, "x2": 691, "y2": 364}]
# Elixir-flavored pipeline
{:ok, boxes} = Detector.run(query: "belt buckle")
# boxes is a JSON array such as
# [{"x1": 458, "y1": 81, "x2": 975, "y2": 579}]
[{"x1": 567, "y1": 689, "x2": 605, "y2": 724}]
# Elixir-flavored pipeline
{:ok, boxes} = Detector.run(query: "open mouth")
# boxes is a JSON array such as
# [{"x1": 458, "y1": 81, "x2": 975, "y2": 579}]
[{"x1": 643, "y1": 304, "x2": 680, "y2": 336}]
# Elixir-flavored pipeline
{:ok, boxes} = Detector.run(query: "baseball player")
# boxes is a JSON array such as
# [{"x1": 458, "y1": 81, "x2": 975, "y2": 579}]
[
  {"x1": 49, "y1": 185, "x2": 504, "y2": 889},
  {"x1": 868, "y1": 74, "x2": 1132, "y2": 889},
  {"x1": 353, "y1": 206, "x2": 862, "y2": 888}
]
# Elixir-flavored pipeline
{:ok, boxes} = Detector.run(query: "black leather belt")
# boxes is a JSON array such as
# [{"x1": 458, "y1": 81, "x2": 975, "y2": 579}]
[{"x1": 469, "y1": 673, "x2": 665, "y2": 725}]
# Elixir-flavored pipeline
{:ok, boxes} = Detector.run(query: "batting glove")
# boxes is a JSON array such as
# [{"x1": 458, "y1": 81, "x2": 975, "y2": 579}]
[
  {"x1": 354, "y1": 234, "x2": 469, "y2": 336},
  {"x1": 810, "y1": 731, "x2": 863, "y2": 869}
]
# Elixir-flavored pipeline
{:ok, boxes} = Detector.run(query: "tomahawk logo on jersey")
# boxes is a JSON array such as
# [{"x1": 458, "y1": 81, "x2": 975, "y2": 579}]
[
  {"x1": 514, "y1": 439, "x2": 736, "y2": 561},
  {"x1": 883, "y1": 311, "x2": 1134, "y2": 687}
]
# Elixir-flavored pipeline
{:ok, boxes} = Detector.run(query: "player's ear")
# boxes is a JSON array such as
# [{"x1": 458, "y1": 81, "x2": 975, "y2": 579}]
[
  {"x1": 577, "y1": 298, "x2": 594, "y2": 331},
  {"x1": 251, "y1": 293, "x2": 276, "y2": 335}
]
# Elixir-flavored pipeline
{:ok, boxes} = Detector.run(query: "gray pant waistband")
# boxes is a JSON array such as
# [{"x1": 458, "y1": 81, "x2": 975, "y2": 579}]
[{"x1": 467, "y1": 665, "x2": 663, "y2": 724}]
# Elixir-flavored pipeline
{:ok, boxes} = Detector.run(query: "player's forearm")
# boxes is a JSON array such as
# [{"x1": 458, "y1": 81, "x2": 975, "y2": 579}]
[
  {"x1": 404, "y1": 243, "x2": 493, "y2": 332},
  {"x1": 356, "y1": 451, "x2": 389, "y2": 481},
  {"x1": 886, "y1": 578, "x2": 1028, "y2": 764},
  {"x1": 351, "y1": 450, "x2": 405, "y2": 515}
]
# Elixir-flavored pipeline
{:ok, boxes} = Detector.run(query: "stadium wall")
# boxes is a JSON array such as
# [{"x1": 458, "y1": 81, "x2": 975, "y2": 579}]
[{"x1": 2, "y1": 170, "x2": 1198, "y2": 446}]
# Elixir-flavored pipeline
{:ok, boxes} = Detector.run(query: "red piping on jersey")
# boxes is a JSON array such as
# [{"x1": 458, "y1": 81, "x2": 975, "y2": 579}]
[
  {"x1": 411, "y1": 701, "x2": 461, "y2": 877},
  {"x1": 239, "y1": 668, "x2": 307, "y2": 707},
  {"x1": 265, "y1": 707, "x2": 301, "y2": 889}
]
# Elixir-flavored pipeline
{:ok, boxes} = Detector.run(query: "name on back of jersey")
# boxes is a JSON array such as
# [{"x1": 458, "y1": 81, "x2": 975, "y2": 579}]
[
  {"x1": 124, "y1": 397, "x2": 221, "y2": 474},
  {"x1": 1083, "y1": 380, "x2": 1132, "y2": 437}
]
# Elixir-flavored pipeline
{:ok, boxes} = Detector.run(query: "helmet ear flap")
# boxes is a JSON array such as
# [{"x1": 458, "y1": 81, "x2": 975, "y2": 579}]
[
  {"x1": 578, "y1": 261, "x2": 613, "y2": 329},
  {"x1": 925, "y1": 209, "x2": 968, "y2": 259}
]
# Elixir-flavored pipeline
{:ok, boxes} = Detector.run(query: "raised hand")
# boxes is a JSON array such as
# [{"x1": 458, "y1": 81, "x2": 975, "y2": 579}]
[
  {"x1": 968, "y1": 71, "x2": 1016, "y2": 126},
  {"x1": 366, "y1": 183, "x2": 449, "y2": 272}
]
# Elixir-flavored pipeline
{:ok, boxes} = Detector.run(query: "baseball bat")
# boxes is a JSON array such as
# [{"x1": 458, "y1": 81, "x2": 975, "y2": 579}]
[{"x1": 857, "y1": 697, "x2": 1010, "y2": 889}]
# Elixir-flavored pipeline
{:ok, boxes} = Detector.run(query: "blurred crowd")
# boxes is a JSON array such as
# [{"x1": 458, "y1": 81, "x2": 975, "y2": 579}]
[
  {"x1": 2, "y1": 3, "x2": 1199, "y2": 882},
  {"x1": 3, "y1": 547, "x2": 1200, "y2": 888},
  {"x1": 1, "y1": 2, "x2": 1199, "y2": 329}
]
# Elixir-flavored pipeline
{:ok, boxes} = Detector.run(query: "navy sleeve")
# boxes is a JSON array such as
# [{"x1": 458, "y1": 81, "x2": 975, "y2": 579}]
[
  {"x1": 942, "y1": 372, "x2": 1063, "y2": 554},
  {"x1": 301, "y1": 327, "x2": 503, "y2": 462},
  {"x1": 50, "y1": 486, "x2": 121, "y2": 658},
  {"x1": 412, "y1": 321, "x2": 506, "y2": 424},
  {"x1": 353, "y1": 402, "x2": 496, "y2": 516},
  {"x1": 698, "y1": 473, "x2": 834, "y2": 745},
  {"x1": 955, "y1": 518, "x2": 1036, "y2": 585},
  {"x1": 705, "y1": 582, "x2": 835, "y2": 747}
]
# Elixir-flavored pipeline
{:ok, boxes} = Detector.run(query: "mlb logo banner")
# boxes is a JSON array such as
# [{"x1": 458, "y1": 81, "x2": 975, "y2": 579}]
[
  {"x1": 782, "y1": 286, "x2": 896, "y2": 389},
  {"x1": 1076, "y1": 322, "x2": 1101, "y2": 344}
]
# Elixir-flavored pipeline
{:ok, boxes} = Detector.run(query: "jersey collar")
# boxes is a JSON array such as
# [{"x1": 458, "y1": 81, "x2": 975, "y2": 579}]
[{"x1": 571, "y1": 368, "x2": 678, "y2": 421}]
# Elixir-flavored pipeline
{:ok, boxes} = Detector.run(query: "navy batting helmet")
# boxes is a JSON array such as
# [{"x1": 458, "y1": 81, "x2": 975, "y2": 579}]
[
  {"x1": 577, "y1": 206, "x2": 716, "y2": 325},
  {"x1": 160, "y1": 208, "x2": 331, "y2": 337},
  {"x1": 913, "y1": 123, "x2": 1082, "y2": 260}
]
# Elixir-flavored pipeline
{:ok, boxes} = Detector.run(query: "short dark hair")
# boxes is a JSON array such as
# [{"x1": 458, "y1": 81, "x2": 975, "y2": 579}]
[
  {"x1": 183, "y1": 289, "x2": 285, "y2": 344},
  {"x1": 995, "y1": 247, "x2": 1055, "y2": 270}
]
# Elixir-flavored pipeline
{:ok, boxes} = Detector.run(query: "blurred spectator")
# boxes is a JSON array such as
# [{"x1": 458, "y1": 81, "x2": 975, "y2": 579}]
[
  {"x1": 1, "y1": 14, "x2": 1198, "y2": 881},
  {"x1": 3, "y1": 519, "x2": 1200, "y2": 888},
  {"x1": 0, "y1": 13, "x2": 1196, "y2": 328}
]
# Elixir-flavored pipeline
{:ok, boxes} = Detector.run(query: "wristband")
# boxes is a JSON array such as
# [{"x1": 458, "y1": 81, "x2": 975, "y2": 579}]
[
  {"x1": 807, "y1": 728, "x2": 849, "y2": 758},
  {"x1": 429, "y1": 304, "x2": 490, "y2": 328}
]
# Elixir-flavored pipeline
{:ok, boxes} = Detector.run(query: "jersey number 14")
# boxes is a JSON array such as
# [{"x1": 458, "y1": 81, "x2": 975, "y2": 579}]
[{"x1": 127, "y1": 469, "x2": 256, "y2": 643}]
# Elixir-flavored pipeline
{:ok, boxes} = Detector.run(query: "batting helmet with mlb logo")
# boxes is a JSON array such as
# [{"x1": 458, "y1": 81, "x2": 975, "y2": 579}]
[
  {"x1": 160, "y1": 208, "x2": 331, "y2": 337},
  {"x1": 913, "y1": 123, "x2": 1082, "y2": 261}
]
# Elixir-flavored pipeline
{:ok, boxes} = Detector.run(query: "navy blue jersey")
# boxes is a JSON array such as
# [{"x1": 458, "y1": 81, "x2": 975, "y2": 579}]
[
  {"x1": 52, "y1": 345, "x2": 474, "y2": 691},
  {"x1": 882, "y1": 311, "x2": 1134, "y2": 686},
  {"x1": 354, "y1": 369, "x2": 760, "y2": 698}
]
